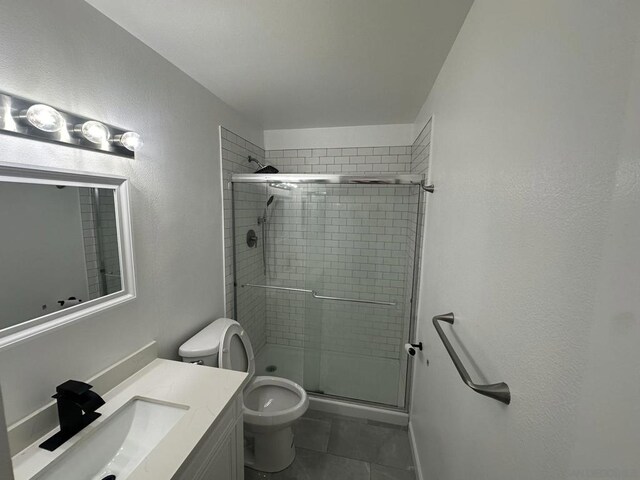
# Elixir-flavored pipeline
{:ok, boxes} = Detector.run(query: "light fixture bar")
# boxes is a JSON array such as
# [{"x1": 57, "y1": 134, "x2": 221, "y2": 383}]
[{"x1": 0, "y1": 90, "x2": 140, "y2": 158}]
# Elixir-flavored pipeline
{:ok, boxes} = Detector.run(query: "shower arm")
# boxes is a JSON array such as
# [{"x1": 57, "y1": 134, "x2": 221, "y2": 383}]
[{"x1": 248, "y1": 155, "x2": 266, "y2": 169}]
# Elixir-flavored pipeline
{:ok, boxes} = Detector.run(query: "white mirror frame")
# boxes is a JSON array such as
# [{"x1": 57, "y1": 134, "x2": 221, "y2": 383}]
[{"x1": 0, "y1": 162, "x2": 136, "y2": 350}]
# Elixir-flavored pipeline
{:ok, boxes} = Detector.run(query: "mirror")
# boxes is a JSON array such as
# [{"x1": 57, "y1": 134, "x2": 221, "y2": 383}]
[{"x1": 0, "y1": 163, "x2": 135, "y2": 348}]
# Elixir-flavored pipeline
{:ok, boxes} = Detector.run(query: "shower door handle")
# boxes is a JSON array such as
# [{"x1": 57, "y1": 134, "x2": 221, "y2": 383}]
[
  {"x1": 311, "y1": 291, "x2": 396, "y2": 306},
  {"x1": 242, "y1": 284, "x2": 396, "y2": 306},
  {"x1": 433, "y1": 313, "x2": 511, "y2": 405}
]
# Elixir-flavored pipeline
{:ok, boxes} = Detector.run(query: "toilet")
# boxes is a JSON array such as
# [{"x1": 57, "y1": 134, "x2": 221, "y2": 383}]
[{"x1": 179, "y1": 318, "x2": 308, "y2": 473}]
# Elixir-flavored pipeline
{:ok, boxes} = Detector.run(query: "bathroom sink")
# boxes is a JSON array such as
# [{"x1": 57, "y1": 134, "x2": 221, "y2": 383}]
[{"x1": 34, "y1": 398, "x2": 188, "y2": 480}]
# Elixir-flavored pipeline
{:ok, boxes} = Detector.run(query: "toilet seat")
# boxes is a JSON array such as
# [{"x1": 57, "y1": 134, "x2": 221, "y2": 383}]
[
  {"x1": 218, "y1": 321, "x2": 255, "y2": 379},
  {"x1": 243, "y1": 376, "x2": 309, "y2": 428},
  {"x1": 218, "y1": 321, "x2": 308, "y2": 428}
]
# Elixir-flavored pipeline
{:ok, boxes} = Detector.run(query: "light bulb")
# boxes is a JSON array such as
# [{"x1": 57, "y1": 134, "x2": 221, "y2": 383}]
[
  {"x1": 22, "y1": 104, "x2": 65, "y2": 132},
  {"x1": 114, "y1": 131, "x2": 142, "y2": 151},
  {"x1": 76, "y1": 121, "x2": 110, "y2": 144}
]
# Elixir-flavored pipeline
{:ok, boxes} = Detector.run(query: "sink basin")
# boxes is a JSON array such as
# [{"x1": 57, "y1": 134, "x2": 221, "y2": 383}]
[{"x1": 34, "y1": 398, "x2": 188, "y2": 480}]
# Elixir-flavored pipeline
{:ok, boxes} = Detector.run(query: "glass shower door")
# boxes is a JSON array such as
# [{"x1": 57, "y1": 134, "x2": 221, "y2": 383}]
[
  {"x1": 232, "y1": 176, "x2": 423, "y2": 410},
  {"x1": 302, "y1": 184, "x2": 420, "y2": 408},
  {"x1": 301, "y1": 185, "x2": 328, "y2": 394}
]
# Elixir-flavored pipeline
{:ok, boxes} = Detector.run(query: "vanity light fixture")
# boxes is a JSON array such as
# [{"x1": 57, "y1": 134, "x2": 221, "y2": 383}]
[
  {"x1": 74, "y1": 120, "x2": 110, "y2": 144},
  {"x1": 20, "y1": 104, "x2": 65, "y2": 132},
  {"x1": 0, "y1": 90, "x2": 141, "y2": 158},
  {"x1": 113, "y1": 131, "x2": 143, "y2": 152}
]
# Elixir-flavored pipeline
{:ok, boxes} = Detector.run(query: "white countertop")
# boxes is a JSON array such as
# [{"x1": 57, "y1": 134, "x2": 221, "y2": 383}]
[{"x1": 12, "y1": 359, "x2": 247, "y2": 480}]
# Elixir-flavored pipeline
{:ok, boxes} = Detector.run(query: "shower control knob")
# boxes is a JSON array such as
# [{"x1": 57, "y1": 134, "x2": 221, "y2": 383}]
[{"x1": 246, "y1": 229, "x2": 258, "y2": 248}]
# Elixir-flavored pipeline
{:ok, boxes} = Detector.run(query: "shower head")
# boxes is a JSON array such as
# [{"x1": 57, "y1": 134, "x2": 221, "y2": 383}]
[
  {"x1": 248, "y1": 155, "x2": 279, "y2": 174},
  {"x1": 266, "y1": 195, "x2": 275, "y2": 207},
  {"x1": 256, "y1": 165, "x2": 279, "y2": 174}
]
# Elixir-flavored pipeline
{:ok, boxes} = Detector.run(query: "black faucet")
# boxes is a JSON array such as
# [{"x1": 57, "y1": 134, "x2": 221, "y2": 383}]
[{"x1": 39, "y1": 380, "x2": 105, "y2": 451}]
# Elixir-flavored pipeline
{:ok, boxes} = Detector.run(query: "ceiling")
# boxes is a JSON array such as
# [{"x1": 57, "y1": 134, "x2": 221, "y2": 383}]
[{"x1": 85, "y1": 0, "x2": 473, "y2": 130}]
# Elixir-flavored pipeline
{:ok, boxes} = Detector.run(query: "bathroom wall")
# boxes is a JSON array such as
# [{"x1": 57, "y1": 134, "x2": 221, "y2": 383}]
[
  {"x1": 264, "y1": 124, "x2": 415, "y2": 150},
  {"x1": 0, "y1": 389, "x2": 13, "y2": 480},
  {"x1": 263, "y1": 147, "x2": 415, "y2": 356},
  {"x1": 266, "y1": 146, "x2": 412, "y2": 174},
  {"x1": 0, "y1": 183, "x2": 89, "y2": 328},
  {"x1": 255, "y1": 146, "x2": 423, "y2": 405},
  {"x1": 220, "y1": 127, "x2": 267, "y2": 353},
  {"x1": 0, "y1": 0, "x2": 262, "y2": 425},
  {"x1": 404, "y1": 119, "x2": 432, "y2": 344},
  {"x1": 80, "y1": 188, "x2": 104, "y2": 300},
  {"x1": 80, "y1": 188, "x2": 121, "y2": 300},
  {"x1": 410, "y1": 1, "x2": 640, "y2": 479}
]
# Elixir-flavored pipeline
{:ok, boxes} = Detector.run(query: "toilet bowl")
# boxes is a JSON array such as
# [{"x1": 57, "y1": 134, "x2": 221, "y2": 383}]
[{"x1": 179, "y1": 318, "x2": 308, "y2": 473}]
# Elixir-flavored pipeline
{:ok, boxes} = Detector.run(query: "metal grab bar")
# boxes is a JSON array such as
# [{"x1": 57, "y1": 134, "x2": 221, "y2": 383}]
[
  {"x1": 242, "y1": 283, "x2": 396, "y2": 306},
  {"x1": 433, "y1": 313, "x2": 511, "y2": 405}
]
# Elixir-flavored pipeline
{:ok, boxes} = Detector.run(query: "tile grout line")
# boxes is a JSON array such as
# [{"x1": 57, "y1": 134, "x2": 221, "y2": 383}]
[{"x1": 301, "y1": 414, "x2": 415, "y2": 476}]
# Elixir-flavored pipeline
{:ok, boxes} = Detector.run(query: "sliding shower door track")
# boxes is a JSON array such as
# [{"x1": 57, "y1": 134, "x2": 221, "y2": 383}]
[
  {"x1": 307, "y1": 391, "x2": 409, "y2": 414},
  {"x1": 231, "y1": 173, "x2": 425, "y2": 187}
]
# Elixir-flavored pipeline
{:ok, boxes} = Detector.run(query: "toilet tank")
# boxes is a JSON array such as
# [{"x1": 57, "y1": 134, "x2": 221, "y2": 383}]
[{"x1": 179, "y1": 318, "x2": 235, "y2": 367}]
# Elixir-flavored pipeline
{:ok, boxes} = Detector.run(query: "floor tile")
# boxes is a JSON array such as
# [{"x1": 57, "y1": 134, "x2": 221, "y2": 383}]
[
  {"x1": 293, "y1": 417, "x2": 332, "y2": 452},
  {"x1": 371, "y1": 464, "x2": 416, "y2": 480},
  {"x1": 327, "y1": 418, "x2": 414, "y2": 470},
  {"x1": 271, "y1": 448, "x2": 370, "y2": 480},
  {"x1": 245, "y1": 467, "x2": 271, "y2": 479}
]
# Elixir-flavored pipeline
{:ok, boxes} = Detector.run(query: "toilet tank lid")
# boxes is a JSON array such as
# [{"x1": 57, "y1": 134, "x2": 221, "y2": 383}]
[{"x1": 179, "y1": 318, "x2": 236, "y2": 358}]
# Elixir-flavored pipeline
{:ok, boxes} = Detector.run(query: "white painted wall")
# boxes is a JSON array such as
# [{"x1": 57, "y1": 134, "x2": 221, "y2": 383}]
[
  {"x1": 0, "y1": 184, "x2": 89, "y2": 329},
  {"x1": 0, "y1": 0, "x2": 262, "y2": 426},
  {"x1": 264, "y1": 124, "x2": 414, "y2": 150},
  {"x1": 410, "y1": 1, "x2": 640, "y2": 479},
  {"x1": 0, "y1": 388, "x2": 13, "y2": 480}
]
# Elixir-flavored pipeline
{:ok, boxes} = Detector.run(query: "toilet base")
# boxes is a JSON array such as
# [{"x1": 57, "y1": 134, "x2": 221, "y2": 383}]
[{"x1": 244, "y1": 425, "x2": 295, "y2": 473}]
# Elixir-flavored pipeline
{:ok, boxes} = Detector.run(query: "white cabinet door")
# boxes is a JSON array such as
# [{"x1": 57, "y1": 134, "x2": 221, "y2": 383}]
[
  {"x1": 200, "y1": 432, "x2": 234, "y2": 480},
  {"x1": 234, "y1": 419, "x2": 244, "y2": 477},
  {"x1": 173, "y1": 394, "x2": 244, "y2": 480}
]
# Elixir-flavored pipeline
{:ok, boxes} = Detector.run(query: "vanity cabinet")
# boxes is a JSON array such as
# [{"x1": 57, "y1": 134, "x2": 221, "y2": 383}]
[{"x1": 173, "y1": 394, "x2": 244, "y2": 480}]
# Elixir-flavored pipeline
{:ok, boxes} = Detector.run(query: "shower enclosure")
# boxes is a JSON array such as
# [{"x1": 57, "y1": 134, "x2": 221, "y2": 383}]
[{"x1": 231, "y1": 173, "x2": 426, "y2": 410}]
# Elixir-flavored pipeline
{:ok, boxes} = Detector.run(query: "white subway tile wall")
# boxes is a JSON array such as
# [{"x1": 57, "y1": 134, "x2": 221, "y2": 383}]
[
  {"x1": 79, "y1": 188, "x2": 121, "y2": 300},
  {"x1": 262, "y1": 145, "x2": 421, "y2": 366},
  {"x1": 222, "y1": 130, "x2": 430, "y2": 405},
  {"x1": 406, "y1": 118, "x2": 432, "y2": 329},
  {"x1": 266, "y1": 146, "x2": 412, "y2": 174},
  {"x1": 97, "y1": 190, "x2": 121, "y2": 295},
  {"x1": 79, "y1": 188, "x2": 100, "y2": 300},
  {"x1": 264, "y1": 184, "x2": 416, "y2": 361},
  {"x1": 411, "y1": 119, "x2": 432, "y2": 175},
  {"x1": 221, "y1": 127, "x2": 267, "y2": 354}
]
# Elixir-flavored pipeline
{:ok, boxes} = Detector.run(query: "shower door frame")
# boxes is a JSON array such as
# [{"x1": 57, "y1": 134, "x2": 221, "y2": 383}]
[{"x1": 230, "y1": 173, "x2": 427, "y2": 413}]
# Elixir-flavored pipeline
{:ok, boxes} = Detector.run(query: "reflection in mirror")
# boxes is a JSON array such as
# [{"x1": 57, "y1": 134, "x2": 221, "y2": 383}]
[{"x1": 0, "y1": 182, "x2": 122, "y2": 331}]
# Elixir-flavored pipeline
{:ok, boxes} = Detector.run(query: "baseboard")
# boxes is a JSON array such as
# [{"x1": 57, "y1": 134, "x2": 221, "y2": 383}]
[
  {"x1": 309, "y1": 396, "x2": 408, "y2": 426},
  {"x1": 409, "y1": 421, "x2": 425, "y2": 480}
]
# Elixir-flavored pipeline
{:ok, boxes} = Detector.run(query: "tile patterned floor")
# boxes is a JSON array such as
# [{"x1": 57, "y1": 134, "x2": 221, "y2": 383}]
[{"x1": 245, "y1": 410, "x2": 416, "y2": 480}]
